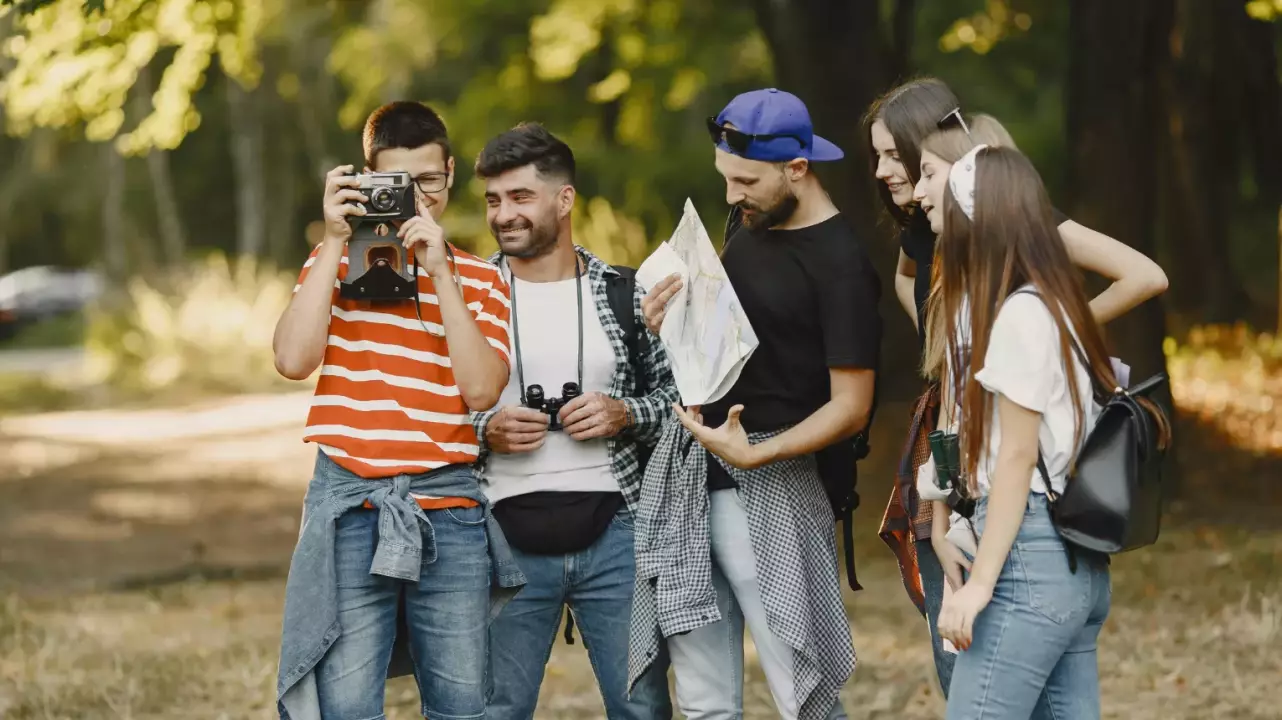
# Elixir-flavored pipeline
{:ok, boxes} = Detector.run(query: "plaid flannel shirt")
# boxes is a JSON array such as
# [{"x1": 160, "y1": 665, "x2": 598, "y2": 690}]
[
  {"x1": 628, "y1": 421, "x2": 856, "y2": 719},
  {"x1": 470, "y1": 246, "x2": 679, "y2": 512}
]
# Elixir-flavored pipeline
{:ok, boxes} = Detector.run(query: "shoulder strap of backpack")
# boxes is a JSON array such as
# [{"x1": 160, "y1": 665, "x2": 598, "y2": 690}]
[{"x1": 607, "y1": 265, "x2": 648, "y2": 394}]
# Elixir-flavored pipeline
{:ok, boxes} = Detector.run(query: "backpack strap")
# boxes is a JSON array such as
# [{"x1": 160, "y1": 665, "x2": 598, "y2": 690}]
[{"x1": 606, "y1": 265, "x2": 648, "y2": 394}]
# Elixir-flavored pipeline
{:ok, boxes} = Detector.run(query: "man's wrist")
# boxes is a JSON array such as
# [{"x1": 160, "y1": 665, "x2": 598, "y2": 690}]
[
  {"x1": 746, "y1": 439, "x2": 777, "y2": 469},
  {"x1": 619, "y1": 397, "x2": 635, "y2": 430}
]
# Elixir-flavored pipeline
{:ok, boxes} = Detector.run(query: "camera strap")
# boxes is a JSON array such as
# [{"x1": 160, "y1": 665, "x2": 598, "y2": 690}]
[
  {"x1": 411, "y1": 244, "x2": 462, "y2": 338},
  {"x1": 505, "y1": 252, "x2": 584, "y2": 402}
]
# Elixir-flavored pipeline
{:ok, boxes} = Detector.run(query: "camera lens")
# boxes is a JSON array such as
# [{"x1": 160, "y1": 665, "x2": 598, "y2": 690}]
[{"x1": 370, "y1": 187, "x2": 396, "y2": 213}]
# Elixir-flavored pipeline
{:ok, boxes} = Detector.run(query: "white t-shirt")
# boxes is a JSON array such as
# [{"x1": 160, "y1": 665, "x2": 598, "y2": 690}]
[
  {"x1": 953, "y1": 288, "x2": 1100, "y2": 497},
  {"x1": 480, "y1": 273, "x2": 619, "y2": 503}
]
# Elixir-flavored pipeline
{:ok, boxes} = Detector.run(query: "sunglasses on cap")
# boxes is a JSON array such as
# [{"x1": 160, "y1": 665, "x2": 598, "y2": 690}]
[
  {"x1": 705, "y1": 117, "x2": 808, "y2": 154},
  {"x1": 937, "y1": 107, "x2": 971, "y2": 136}
]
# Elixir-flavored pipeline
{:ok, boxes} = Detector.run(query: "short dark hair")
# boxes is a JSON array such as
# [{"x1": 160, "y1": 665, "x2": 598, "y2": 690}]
[
  {"x1": 363, "y1": 101, "x2": 451, "y2": 167},
  {"x1": 474, "y1": 122, "x2": 575, "y2": 185}
]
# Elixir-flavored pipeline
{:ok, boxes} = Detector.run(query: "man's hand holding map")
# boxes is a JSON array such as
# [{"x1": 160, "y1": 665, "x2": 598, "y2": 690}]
[{"x1": 636, "y1": 199, "x2": 758, "y2": 407}]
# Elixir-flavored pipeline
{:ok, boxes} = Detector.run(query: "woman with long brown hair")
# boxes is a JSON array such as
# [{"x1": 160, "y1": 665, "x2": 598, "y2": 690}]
[
  {"x1": 864, "y1": 79, "x2": 1168, "y2": 699},
  {"x1": 922, "y1": 144, "x2": 1153, "y2": 718}
]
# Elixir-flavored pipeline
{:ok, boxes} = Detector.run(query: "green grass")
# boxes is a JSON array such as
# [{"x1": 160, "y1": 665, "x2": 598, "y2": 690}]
[{"x1": 0, "y1": 313, "x2": 85, "y2": 351}]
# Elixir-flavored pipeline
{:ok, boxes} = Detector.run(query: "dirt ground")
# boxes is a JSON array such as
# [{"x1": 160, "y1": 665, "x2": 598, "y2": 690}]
[{"x1": 1, "y1": 392, "x2": 1279, "y2": 719}]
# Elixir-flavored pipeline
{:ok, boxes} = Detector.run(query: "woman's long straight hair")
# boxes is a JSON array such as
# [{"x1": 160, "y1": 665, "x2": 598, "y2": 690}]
[
  {"x1": 863, "y1": 77, "x2": 961, "y2": 225},
  {"x1": 933, "y1": 147, "x2": 1119, "y2": 482},
  {"x1": 919, "y1": 114, "x2": 1017, "y2": 382}
]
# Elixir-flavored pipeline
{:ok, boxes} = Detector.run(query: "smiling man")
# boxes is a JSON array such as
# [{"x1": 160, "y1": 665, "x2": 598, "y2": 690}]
[
  {"x1": 632, "y1": 89, "x2": 883, "y2": 720},
  {"x1": 470, "y1": 122, "x2": 678, "y2": 720}
]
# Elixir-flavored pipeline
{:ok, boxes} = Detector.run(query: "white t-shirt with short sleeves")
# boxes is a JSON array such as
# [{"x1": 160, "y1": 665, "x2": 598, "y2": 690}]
[{"x1": 968, "y1": 288, "x2": 1100, "y2": 497}]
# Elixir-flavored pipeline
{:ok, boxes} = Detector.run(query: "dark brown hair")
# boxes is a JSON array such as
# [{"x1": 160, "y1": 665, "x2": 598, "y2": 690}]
[
  {"x1": 929, "y1": 146, "x2": 1168, "y2": 483},
  {"x1": 863, "y1": 77, "x2": 961, "y2": 225},
  {"x1": 362, "y1": 101, "x2": 451, "y2": 168},
  {"x1": 474, "y1": 122, "x2": 576, "y2": 185}
]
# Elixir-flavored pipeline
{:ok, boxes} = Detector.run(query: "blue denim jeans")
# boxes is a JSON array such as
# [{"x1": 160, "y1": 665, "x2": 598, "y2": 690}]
[
  {"x1": 946, "y1": 496, "x2": 1111, "y2": 720},
  {"x1": 316, "y1": 503, "x2": 491, "y2": 720},
  {"x1": 666, "y1": 490, "x2": 847, "y2": 720},
  {"x1": 487, "y1": 506, "x2": 672, "y2": 720},
  {"x1": 916, "y1": 539, "x2": 957, "y2": 697}
]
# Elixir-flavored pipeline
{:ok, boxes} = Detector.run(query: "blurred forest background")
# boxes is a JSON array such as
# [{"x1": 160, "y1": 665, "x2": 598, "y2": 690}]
[{"x1": 0, "y1": 1, "x2": 1280, "y2": 718}]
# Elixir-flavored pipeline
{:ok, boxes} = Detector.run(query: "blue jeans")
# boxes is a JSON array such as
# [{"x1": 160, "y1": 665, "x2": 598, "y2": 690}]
[
  {"x1": 666, "y1": 490, "x2": 847, "y2": 720},
  {"x1": 316, "y1": 504, "x2": 491, "y2": 720},
  {"x1": 916, "y1": 539, "x2": 956, "y2": 697},
  {"x1": 946, "y1": 496, "x2": 1111, "y2": 720},
  {"x1": 487, "y1": 506, "x2": 672, "y2": 720}
]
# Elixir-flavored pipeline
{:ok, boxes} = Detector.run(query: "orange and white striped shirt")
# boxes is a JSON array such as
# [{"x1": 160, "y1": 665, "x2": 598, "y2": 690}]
[{"x1": 294, "y1": 242, "x2": 512, "y2": 506}]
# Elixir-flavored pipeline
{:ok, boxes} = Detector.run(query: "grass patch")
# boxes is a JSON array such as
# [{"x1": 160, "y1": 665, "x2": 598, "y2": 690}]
[
  {"x1": 0, "y1": 373, "x2": 80, "y2": 415},
  {"x1": 0, "y1": 313, "x2": 85, "y2": 351}
]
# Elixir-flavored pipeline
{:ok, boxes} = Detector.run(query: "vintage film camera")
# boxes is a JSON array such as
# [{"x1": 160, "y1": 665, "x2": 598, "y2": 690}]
[
  {"x1": 339, "y1": 170, "x2": 417, "y2": 301},
  {"x1": 523, "y1": 382, "x2": 582, "y2": 431}
]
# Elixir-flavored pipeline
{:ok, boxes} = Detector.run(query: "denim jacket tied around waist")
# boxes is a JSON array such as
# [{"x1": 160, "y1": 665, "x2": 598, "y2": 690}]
[{"x1": 276, "y1": 451, "x2": 526, "y2": 720}]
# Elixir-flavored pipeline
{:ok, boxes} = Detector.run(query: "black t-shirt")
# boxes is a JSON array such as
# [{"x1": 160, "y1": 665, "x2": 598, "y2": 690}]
[
  {"x1": 900, "y1": 207, "x2": 1071, "y2": 350},
  {"x1": 704, "y1": 213, "x2": 882, "y2": 489}
]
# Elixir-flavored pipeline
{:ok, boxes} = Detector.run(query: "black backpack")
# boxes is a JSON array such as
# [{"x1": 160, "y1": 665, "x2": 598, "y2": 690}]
[
  {"x1": 604, "y1": 265, "x2": 649, "y2": 396},
  {"x1": 562, "y1": 263, "x2": 650, "y2": 646},
  {"x1": 722, "y1": 208, "x2": 879, "y2": 592}
]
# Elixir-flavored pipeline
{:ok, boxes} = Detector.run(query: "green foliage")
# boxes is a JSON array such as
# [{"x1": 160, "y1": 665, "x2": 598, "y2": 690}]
[
  {"x1": 1245, "y1": 0, "x2": 1282, "y2": 21},
  {"x1": 1, "y1": 0, "x2": 268, "y2": 154},
  {"x1": 0, "y1": 311, "x2": 84, "y2": 349},
  {"x1": 83, "y1": 252, "x2": 297, "y2": 395}
]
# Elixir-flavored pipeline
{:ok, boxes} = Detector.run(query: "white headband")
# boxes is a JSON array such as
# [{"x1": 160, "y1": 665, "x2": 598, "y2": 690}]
[{"x1": 947, "y1": 144, "x2": 989, "y2": 221}]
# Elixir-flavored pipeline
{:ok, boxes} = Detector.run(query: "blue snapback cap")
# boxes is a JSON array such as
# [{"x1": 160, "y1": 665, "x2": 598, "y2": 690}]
[{"x1": 713, "y1": 88, "x2": 844, "y2": 163}]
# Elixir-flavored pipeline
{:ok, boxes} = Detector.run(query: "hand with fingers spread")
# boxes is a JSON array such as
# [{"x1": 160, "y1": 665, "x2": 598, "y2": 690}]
[
  {"x1": 397, "y1": 202, "x2": 451, "y2": 281},
  {"x1": 673, "y1": 402, "x2": 764, "y2": 470},
  {"x1": 558, "y1": 391, "x2": 629, "y2": 441},
  {"x1": 937, "y1": 578, "x2": 993, "y2": 653},
  {"x1": 640, "y1": 273, "x2": 684, "y2": 336},
  {"x1": 321, "y1": 165, "x2": 369, "y2": 243},
  {"x1": 485, "y1": 406, "x2": 551, "y2": 454}
]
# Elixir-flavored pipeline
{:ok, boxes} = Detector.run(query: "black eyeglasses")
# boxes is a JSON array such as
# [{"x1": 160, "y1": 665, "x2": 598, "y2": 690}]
[
  {"x1": 706, "y1": 117, "x2": 807, "y2": 154},
  {"x1": 413, "y1": 173, "x2": 449, "y2": 194},
  {"x1": 937, "y1": 107, "x2": 971, "y2": 136}
]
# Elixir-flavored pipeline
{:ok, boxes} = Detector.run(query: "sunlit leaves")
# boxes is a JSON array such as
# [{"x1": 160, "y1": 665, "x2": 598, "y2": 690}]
[
  {"x1": 587, "y1": 68, "x2": 631, "y2": 103},
  {"x1": 663, "y1": 67, "x2": 704, "y2": 110},
  {"x1": 939, "y1": 0, "x2": 1032, "y2": 55},
  {"x1": 1245, "y1": 0, "x2": 1282, "y2": 21},
  {"x1": 528, "y1": 0, "x2": 635, "y2": 81},
  {"x1": 328, "y1": 0, "x2": 442, "y2": 129},
  {"x1": 1, "y1": 0, "x2": 266, "y2": 155}
]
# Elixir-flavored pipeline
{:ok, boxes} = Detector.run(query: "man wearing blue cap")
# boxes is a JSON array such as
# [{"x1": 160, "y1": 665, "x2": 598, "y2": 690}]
[{"x1": 630, "y1": 89, "x2": 882, "y2": 719}]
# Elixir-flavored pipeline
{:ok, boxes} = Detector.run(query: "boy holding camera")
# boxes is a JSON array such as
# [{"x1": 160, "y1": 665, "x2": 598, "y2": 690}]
[
  {"x1": 469, "y1": 123, "x2": 679, "y2": 719},
  {"x1": 272, "y1": 101, "x2": 524, "y2": 720}
]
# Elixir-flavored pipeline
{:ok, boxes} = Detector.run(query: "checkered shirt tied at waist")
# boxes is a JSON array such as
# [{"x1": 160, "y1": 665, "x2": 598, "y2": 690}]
[
  {"x1": 470, "y1": 247, "x2": 679, "y2": 512},
  {"x1": 628, "y1": 419, "x2": 857, "y2": 720}
]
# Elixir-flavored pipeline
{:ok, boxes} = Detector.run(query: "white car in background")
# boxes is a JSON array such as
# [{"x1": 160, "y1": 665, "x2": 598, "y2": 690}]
[{"x1": 0, "y1": 265, "x2": 104, "y2": 341}]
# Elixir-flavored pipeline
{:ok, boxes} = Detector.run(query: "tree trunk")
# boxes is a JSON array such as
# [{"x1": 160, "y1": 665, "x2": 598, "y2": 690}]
[
  {"x1": 1159, "y1": 0, "x2": 1258, "y2": 326},
  {"x1": 888, "y1": 0, "x2": 917, "y2": 83},
  {"x1": 102, "y1": 143, "x2": 128, "y2": 280},
  {"x1": 1068, "y1": 0, "x2": 1177, "y2": 488},
  {"x1": 750, "y1": 0, "x2": 884, "y2": 239},
  {"x1": 288, "y1": 10, "x2": 337, "y2": 178},
  {"x1": 135, "y1": 65, "x2": 188, "y2": 267},
  {"x1": 750, "y1": 0, "x2": 920, "y2": 398},
  {"x1": 226, "y1": 77, "x2": 267, "y2": 260}
]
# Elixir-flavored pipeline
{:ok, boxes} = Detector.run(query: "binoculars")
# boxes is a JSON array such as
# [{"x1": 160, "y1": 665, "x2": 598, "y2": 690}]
[
  {"x1": 927, "y1": 429, "x2": 975, "y2": 518},
  {"x1": 523, "y1": 382, "x2": 582, "y2": 431}
]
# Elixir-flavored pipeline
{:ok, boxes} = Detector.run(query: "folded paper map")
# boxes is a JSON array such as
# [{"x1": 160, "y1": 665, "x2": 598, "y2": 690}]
[{"x1": 636, "y1": 199, "x2": 758, "y2": 406}]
